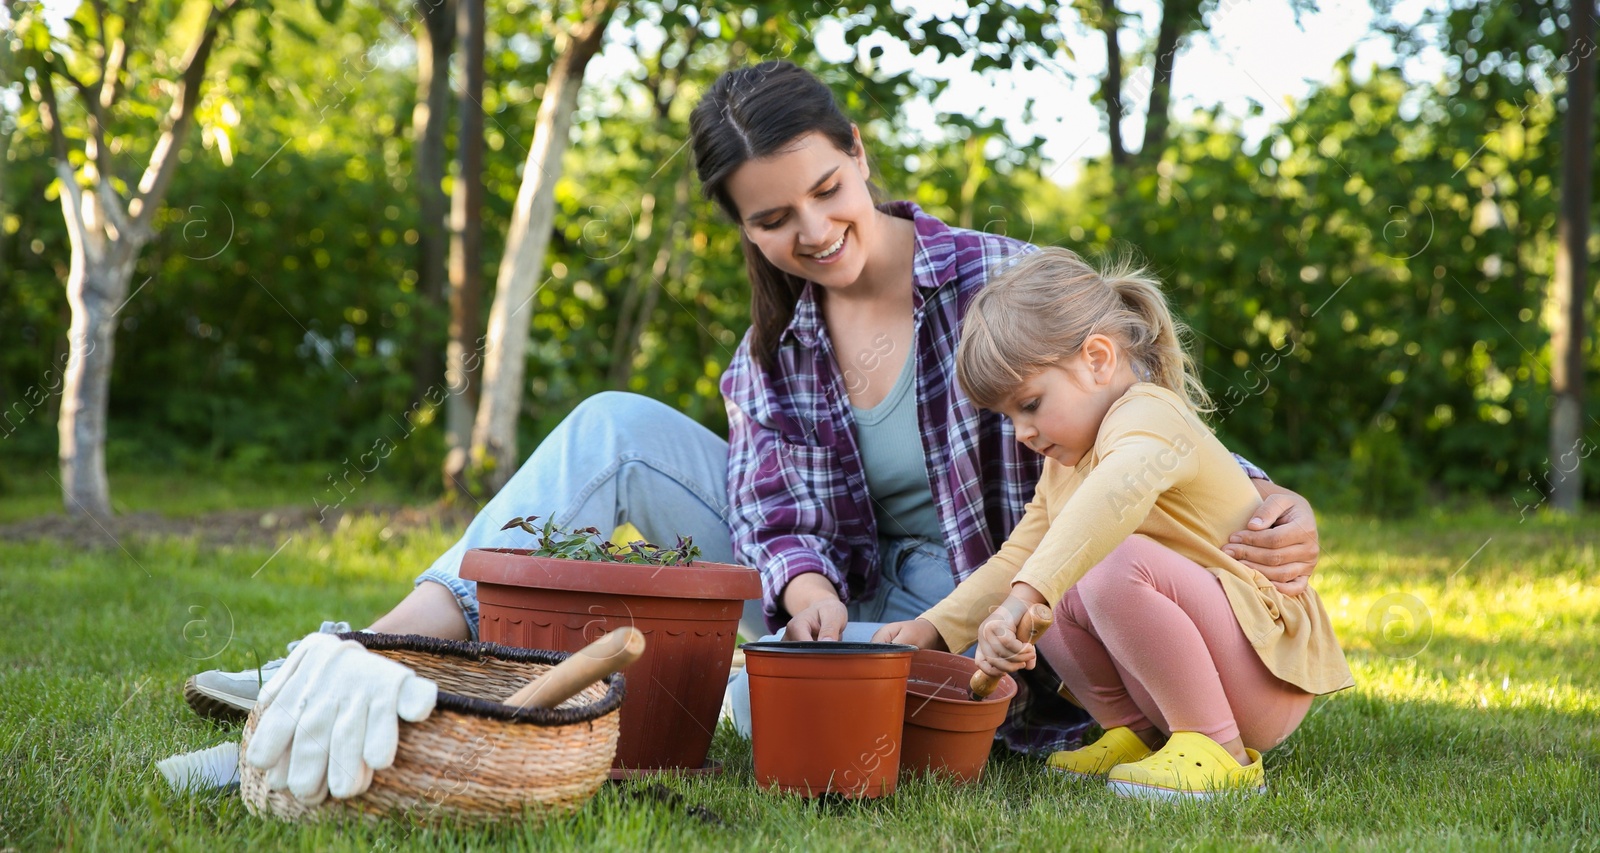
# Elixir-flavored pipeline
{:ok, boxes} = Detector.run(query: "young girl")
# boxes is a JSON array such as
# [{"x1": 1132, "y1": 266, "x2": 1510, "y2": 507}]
[{"x1": 876, "y1": 247, "x2": 1353, "y2": 799}]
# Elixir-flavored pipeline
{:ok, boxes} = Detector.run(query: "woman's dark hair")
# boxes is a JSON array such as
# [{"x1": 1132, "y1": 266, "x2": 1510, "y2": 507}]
[{"x1": 689, "y1": 61, "x2": 861, "y2": 372}]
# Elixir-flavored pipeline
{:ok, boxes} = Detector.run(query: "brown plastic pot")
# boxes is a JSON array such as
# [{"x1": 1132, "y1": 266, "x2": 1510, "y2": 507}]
[
  {"x1": 741, "y1": 641, "x2": 917, "y2": 799},
  {"x1": 461, "y1": 548, "x2": 761, "y2": 774},
  {"x1": 901, "y1": 650, "x2": 1017, "y2": 783}
]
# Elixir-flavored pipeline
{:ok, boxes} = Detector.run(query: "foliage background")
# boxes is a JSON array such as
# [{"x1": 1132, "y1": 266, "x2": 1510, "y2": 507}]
[{"x1": 1, "y1": 0, "x2": 1596, "y2": 513}]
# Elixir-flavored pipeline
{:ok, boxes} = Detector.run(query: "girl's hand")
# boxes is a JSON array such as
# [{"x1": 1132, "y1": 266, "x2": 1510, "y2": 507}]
[
  {"x1": 973, "y1": 597, "x2": 1036, "y2": 678},
  {"x1": 870, "y1": 619, "x2": 947, "y2": 650}
]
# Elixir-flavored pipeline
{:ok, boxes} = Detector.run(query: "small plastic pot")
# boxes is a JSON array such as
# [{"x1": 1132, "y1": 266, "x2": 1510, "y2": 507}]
[
  {"x1": 741, "y1": 641, "x2": 916, "y2": 798},
  {"x1": 900, "y1": 649, "x2": 1017, "y2": 783}
]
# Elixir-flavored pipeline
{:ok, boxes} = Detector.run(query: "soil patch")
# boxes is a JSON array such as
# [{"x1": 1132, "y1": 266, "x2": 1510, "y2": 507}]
[{"x1": 0, "y1": 503, "x2": 474, "y2": 549}]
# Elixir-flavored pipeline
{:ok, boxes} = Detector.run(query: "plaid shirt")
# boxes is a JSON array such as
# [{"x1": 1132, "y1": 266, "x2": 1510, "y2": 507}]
[
  {"x1": 721, "y1": 202, "x2": 1267, "y2": 753},
  {"x1": 722, "y1": 202, "x2": 1040, "y2": 620}
]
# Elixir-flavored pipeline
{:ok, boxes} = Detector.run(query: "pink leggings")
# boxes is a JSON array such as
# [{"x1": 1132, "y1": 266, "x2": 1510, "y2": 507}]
[{"x1": 1035, "y1": 535, "x2": 1313, "y2": 752}]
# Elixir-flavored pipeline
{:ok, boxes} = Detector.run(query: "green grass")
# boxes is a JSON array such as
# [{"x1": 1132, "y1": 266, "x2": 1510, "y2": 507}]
[
  {"x1": 0, "y1": 462, "x2": 419, "y2": 524},
  {"x1": 1, "y1": 489, "x2": 1596, "y2": 850}
]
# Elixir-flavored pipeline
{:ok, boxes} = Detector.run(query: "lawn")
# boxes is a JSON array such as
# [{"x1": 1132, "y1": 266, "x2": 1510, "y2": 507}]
[{"x1": 0, "y1": 477, "x2": 1596, "y2": 850}]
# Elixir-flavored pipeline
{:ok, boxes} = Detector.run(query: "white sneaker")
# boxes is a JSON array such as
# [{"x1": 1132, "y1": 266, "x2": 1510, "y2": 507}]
[{"x1": 183, "y1": 621, "x2": 352, "y2": 722}]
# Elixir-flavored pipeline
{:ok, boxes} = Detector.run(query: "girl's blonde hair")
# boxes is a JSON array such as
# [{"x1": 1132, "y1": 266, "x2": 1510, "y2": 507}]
[{"x1": 956, "y1": 246, "x2": 1212, "y2": 414}]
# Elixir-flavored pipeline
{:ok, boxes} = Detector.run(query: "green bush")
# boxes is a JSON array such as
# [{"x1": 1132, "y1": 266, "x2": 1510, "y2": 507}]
[
  {"x1": 1350, "y1": 421, "x2": 1425, "y2": 518},
  {"x1": 1267, "y1": 460, "x2": 1363, "y2": 516}
]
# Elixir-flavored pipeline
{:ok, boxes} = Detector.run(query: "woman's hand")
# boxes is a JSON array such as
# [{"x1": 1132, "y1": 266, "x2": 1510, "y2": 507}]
[
  {"x1": 786, "y1": 598, "x2": 848, "y2": 641},
  {"x1": 781, "y1": 572, "x2": 848, "y2": 641},
  {"x1": 870, "y1": 618, "x2": 947, "y2": 650},
  {"x1": 973, "y1": 596, "x2": 1036, "y2": 679},
  {"x1": 1225, "y1": 482, "x2": 1319, "y2": 596}
]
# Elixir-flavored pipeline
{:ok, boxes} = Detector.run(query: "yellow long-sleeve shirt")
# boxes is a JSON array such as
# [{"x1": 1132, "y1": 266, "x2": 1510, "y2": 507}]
[{"x1": 921, "y1": 383, "x2": 1354, "y2": 696}]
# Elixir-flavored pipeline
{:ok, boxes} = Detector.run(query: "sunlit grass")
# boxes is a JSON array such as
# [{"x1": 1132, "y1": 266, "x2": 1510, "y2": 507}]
[
  {"x1": 0, "y1": 463, "x2": 418, "y2": 524},
  {"x1": 1, "y1": 491, "x2": 1595, "y2": 849}
]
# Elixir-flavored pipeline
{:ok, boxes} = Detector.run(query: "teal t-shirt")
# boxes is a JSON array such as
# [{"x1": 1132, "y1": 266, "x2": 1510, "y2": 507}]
[{"x1": 850, "y1": 355, "x2": 943, "y2": 542}]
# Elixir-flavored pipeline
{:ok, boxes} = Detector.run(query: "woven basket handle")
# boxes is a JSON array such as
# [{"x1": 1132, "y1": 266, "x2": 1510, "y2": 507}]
[
  {"x1": 503, "y1": 627, "x2": 646, "y2": 711},
  {"x1": 969, "y1": 603, "x2": 1054, "y2": 700}
]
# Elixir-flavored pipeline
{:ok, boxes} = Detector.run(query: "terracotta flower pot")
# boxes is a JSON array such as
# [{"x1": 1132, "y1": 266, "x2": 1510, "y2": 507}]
[
  {"x1": 461, "y1": 548, "x2": 761, "y2": 775},
  {"x1": 741, "y1": 641, "x2": 917, "y2": 799},
  {"x1": 900, "y1": 649, "x2": 1017, "y2": 783}
]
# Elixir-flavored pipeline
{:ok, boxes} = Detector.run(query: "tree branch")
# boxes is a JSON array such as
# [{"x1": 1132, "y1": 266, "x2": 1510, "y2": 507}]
[
  {"x1": 62, "y1": 76, "x2": 134, "y2": 240},
  {"x1": 1101, "y1": 0, "x2": 1128, "y2": 167},
  {"x1": 34, "y1": 66, "x2": 89, "y2": 246},
  {"x1": 128, "y1": 0, "x2": 243, "y2": 230},
  {"x1": 58, "y1": 64, "x2": 93, "y2": 96},
  {"x1": 54, "y1": 3, "x2": 136, "y2": 240},
  {"x1": 100, "y1": 30, "x2": 130, "y2": 112},
  {"x1": 73, "y1": 83, "x2": 129, "y2": 229},
  {"x1": 1139, "y1": 0, "x2": 1190, "y2": 161},
  {"x1": 36, "y1": 65, "x2": 73, "y2": 166},
  {"x1": 92, "y1": 178, "x2": 134, "y2": 241},
  {"x1": 641, "y1": 42, "x2": 664, "y2": 109},
  {"x1": 657, "y1": 25, "x2": 698, "y2": 119},
  {"x1": 90, "y1": 0, "x2": 109, "y2": 63}
]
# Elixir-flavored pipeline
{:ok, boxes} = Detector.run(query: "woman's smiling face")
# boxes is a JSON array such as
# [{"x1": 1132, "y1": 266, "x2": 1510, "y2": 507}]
[{"x1": 722, "y1": 129, "x2": 880, "y2": 291}]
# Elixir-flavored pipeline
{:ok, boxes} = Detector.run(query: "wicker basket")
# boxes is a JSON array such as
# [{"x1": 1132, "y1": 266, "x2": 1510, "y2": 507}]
[{"x1": 239, "y1": 632, "x2": 624, "y2": 824}]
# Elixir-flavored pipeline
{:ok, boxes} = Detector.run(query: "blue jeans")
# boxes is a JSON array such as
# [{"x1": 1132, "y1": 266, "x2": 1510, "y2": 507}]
[
  {"x1": 417, "y1": 391, "x2": 741, "y2": 640},
  {"x1": 419, "y1": 391, "x2": 964, "y2": 739},
  {"x1": 416, "y1": 391, "x2": 957, "y2": 642}
]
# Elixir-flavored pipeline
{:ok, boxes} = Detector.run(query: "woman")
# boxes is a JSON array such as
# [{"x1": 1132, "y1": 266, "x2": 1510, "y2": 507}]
[
  {"x1": 691, "y1": 61, "x2": 1310, "y2": 739},
  {"x1": 195, "y1": 61, "x2": 1322, "y2": 802}
]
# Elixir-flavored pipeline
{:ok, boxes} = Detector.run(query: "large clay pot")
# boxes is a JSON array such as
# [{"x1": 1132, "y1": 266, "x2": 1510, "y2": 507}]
[
  {"x1": 462, "y1": 548, "x2": 761, "y2": 775},
  {"x1": 741, "y1": 641, "x2": 916, "y2": 798},
  {"x1": 900, "y1": 649, "x2": 1016, "y2": 783}
]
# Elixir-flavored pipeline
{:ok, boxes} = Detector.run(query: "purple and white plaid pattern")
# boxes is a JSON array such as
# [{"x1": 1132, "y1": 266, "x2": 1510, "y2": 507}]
[
  {"x1": 720, "y1": 201, "x2": 1267, "y2": 753},
  {"x1": 722, "y1": 202, "x2": 1041, "y2": 623}
]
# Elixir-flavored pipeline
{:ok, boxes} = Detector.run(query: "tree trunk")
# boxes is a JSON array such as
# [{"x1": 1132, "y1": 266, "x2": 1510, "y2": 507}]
[
  {"x1": 607, "y1": 34, "x2": 697, "y2": 388},
  {"x1": 32, "y1": 0, "x2": 237, "y2": 518},
  {"x1": 609, "y1": 167, "x2": 691, "y2": 387},
  {"x1": 1139, "y1": 0, "x2": 1189, "y2": 161},
  {"x1": 469, "y1": 0, "x2": 618, "y2": 494},
  {"x1": 956, "y1": 132, "x2": 993, "y2": 231},
  {"x1": 442, "y1": 0, "x2": 485, "y2": 498},
  {"x1": 1549, "y1": 0, "x2": 1595, "y2": 513},
  {"x1": 410, "y1": 0, "x2": 455, "y2": 401},
  {"x1": 0, "y1": 10, "x2": 12, "y2": 288},
  {"x1": 1101, "y1": 0, "x2": 1128, "y2": 168},
  {"x1": 57, "y1": 186, "x2": 142, "y2": 519},
  {"x1": 608, "y1": 191, "x2": 657, "y2": 386}
]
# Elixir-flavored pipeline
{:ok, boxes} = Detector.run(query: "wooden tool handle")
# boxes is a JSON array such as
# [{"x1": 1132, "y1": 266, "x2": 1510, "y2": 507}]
[
  {"x1": 969, "y1": 602, "x2": 1055, "y2": 699},
  {"x1": 503, "y1": 627, "x2": 646, "y2": 710}
]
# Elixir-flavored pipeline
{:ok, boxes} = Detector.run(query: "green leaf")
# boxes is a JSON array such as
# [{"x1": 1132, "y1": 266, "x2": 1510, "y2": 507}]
[
  {"x1": 312, "y1": 0, "x2": 345, "y2": 24},
  {"x1": 279, "y1": 17, "x2": 319, "y2": 43}
]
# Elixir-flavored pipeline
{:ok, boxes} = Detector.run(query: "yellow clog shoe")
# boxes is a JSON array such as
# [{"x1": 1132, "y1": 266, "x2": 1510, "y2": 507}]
[
  {"x1": 1045, "y1": 726, "x2": 1154, "y2": 780},
  {"x1": 1106, "y1": 731, "x2": 1266, "y2": 800}
]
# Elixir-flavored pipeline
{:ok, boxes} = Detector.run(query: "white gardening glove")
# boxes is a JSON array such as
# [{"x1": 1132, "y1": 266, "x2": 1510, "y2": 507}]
[{"x1": 244, "y1": 633, "x2": 437, "y2": 804}]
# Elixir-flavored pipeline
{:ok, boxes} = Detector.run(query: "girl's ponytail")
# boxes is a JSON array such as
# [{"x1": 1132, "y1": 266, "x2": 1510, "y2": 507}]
[
  {"x1": 956, "y1": 246, "x2": 1212, "y2": 414},
  {"x1": 1102, "y1": 255, "x2": 1213, "y2": 414}
]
